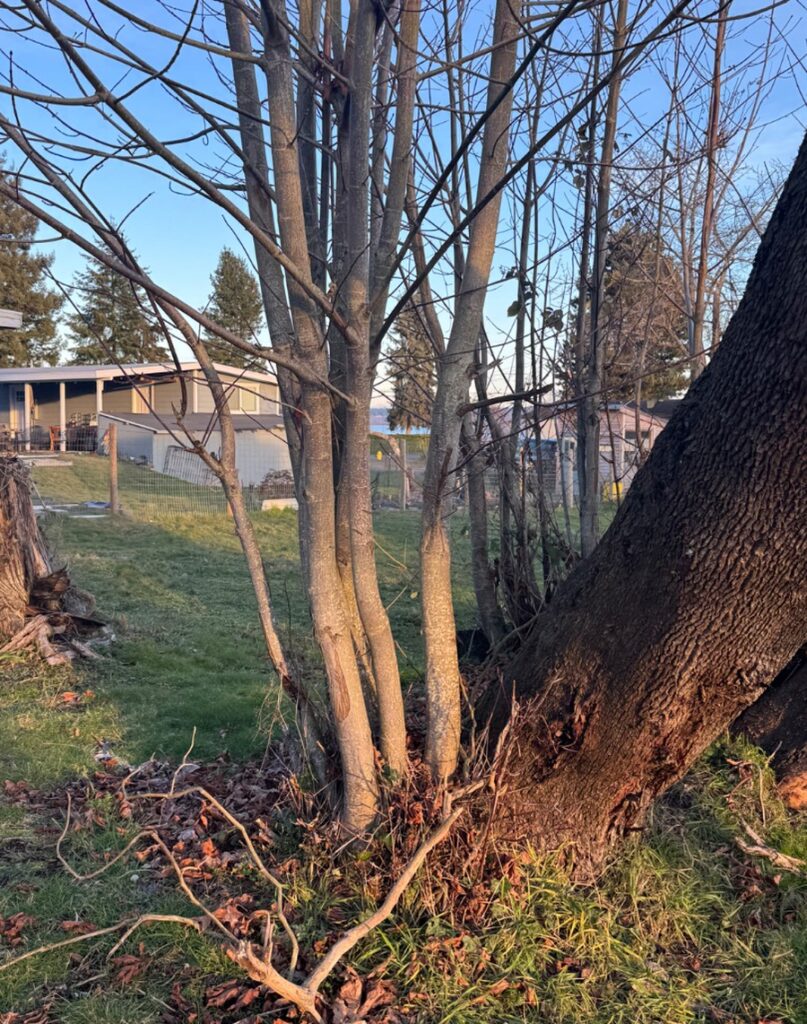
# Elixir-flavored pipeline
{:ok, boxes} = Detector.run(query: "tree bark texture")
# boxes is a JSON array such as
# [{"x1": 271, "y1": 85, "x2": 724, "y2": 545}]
[
  {"x1": 580, "y1": 0, "x2": 628, "y2": 557},
  {"x1": 420, "y1": 0, "x2": 521, "y2": 781},
  {"x1": 339, "y1": 0, "x2": 408, "y2": 775},
  {"x1": 262, "y1": 0, "x2": 379, "y2": 830},
  {"x1": 733, "y1": 650, "x2": 807, "y2": 810},
  {"x1": 484, "y1": 131, "x2": 807, "y2": 868},
  {"x1": 0, "y1": 458, "x2": 48, "y2": 641},
  {"x1": 462, "y1": 422, "x2": 506, "y2": 645}
]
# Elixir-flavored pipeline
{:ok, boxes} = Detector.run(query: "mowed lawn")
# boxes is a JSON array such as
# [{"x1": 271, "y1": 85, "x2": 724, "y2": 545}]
[{"x1": 2, "y1": 454, "x2": 481, "y2": 783}]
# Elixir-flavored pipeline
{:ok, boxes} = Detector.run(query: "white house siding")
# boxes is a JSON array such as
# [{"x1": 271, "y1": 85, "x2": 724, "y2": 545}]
[
  {"x1": 157, "y1": 429, "x2": 290, "y2": 485},
  {"x1": 233, "y1": 427, "x2": 290, "y2": 484},
  {"x1": 99, "y1": 414, "x2": 290, "y2": 487},
  {"x1": 99, "y1": 416, "x2": 155, "y2": 464}
]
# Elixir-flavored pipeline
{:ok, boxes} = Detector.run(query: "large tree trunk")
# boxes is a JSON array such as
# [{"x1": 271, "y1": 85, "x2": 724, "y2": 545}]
[
  {"x1": 483, "y1": 132, "x2": 807, "y2": 870},
  {"x1": 733, "y1": 650, "x2": 807, "y2": 810}
]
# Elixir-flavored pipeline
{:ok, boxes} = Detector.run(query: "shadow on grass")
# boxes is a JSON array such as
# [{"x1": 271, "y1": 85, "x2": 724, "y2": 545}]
[{"x1": 1, "y1": 506, "x2": 478, "y2": 787}]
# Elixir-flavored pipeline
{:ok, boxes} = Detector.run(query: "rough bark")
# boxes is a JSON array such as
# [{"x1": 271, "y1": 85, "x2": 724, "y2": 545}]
[
  {"x1": 733, "y1": 650, "x2": 807, "y2": 810},
  {"x1": 0, "y1": 457, "x2": 98, "y2": 660},
  {"x1": 483, "y1": 131, "x2": 807, "y2": 869},
  {"x1": 0, "y1": 458, "x2": 48, "y2": 641}
]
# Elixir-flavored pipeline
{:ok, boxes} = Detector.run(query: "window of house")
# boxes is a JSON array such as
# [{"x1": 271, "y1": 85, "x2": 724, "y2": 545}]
[{"x1": 239, "y1": 385, "x2": 259, "y2": 413}]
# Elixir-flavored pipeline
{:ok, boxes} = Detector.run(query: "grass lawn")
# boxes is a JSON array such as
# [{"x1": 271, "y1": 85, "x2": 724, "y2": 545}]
[
  {"x1": 7, "y1": 455, "x2": 482, "y2": 780},
  {"x1": 1, "y1": 456, "x2": 804, "y2": 1023}
]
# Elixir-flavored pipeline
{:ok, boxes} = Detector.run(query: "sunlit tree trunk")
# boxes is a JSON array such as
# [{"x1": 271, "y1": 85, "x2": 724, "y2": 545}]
[
  {"x1": 484, "y1": 132, "x2": 807, "y2": 869},
  {"x1": 262, "y1": 0, "x2": 379, "y2": 830},
  {"x1": 421, "y1": 0, "x2": 521, "y2": 781}
]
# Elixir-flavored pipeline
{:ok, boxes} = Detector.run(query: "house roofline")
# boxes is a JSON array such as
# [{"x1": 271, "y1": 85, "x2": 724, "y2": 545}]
[{"x1": 0, "y1": 360, "x2": 277, "y2": 385}]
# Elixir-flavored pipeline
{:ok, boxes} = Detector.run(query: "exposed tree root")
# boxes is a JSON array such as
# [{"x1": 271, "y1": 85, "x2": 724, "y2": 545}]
[{"x1": 735, "y1": 821, "x2": 805, "y2": 875}]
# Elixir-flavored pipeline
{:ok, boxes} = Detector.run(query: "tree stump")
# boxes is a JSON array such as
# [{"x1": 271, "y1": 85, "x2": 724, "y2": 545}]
[{"x1": 0, "y1": 457, "x2": 98, "y2": 658}]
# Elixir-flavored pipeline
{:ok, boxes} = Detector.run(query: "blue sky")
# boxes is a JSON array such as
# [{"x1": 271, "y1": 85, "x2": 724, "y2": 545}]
[{"x1": 1, "y1": 0, "x2": 804, "y2": 384}]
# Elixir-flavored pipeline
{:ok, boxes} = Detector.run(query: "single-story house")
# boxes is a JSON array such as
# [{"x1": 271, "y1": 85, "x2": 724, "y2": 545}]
[
  {"x1": 0, "y1": 361, "x2": 291, "y2": 485},
  {"x1": 537, "y1": 399, "x2": 677, "y2": 501}
]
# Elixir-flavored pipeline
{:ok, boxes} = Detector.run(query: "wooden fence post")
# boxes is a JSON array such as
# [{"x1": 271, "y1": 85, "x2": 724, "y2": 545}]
[
  {"x1": 109, "y1": 423, "x2": 120, "y2": 514},
  {"x1": 400, "y1": 435, "x2": 408, "y2": 511}
]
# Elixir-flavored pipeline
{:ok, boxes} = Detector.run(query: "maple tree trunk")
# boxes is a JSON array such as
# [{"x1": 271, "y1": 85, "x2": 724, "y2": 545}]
[
  {"x1": 421, "y1": 0, "x2": 521, "y2": 781},
  {"x1": 733, "y1": 650, "x2": 807, "y2": 810},
  {"x1": 484, "y1": 132, "x2": 807, "y2": 869}
]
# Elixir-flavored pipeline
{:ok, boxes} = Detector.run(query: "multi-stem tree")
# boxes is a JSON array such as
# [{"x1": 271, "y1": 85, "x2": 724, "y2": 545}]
[{"x1": 0, "y1": 0, "x2": 802, "y2": 860}]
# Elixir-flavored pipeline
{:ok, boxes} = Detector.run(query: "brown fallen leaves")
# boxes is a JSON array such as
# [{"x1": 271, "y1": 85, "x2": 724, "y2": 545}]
[
  {"x1": 160, "y1": 969, "x2": 402, "y2": 1024},
  {"x1": 0, "y1": 1004, "x2": 55, "y2": 1024},
  {"x1": 0, "y1": 914, "x2": 36, "y2": 948}
]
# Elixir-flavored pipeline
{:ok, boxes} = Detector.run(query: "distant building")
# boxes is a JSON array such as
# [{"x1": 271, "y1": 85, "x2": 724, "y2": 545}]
[
  {"x1": 495, "y1": 398, "x2": 679, "y2": 504},
  {"x1": 0, "y1": 361, "x2": 290, "y2": 485}
]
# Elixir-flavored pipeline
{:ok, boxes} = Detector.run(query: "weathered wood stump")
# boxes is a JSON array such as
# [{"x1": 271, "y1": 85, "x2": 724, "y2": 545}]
[{"x1": 0, "y1": 457, "x2": 99, "y2": 660}]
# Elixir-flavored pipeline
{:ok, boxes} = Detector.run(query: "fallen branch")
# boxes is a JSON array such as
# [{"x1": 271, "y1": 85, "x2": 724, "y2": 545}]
[
  {"x1": 735, "y1": 821, "x2": 805, "y2": 875},
  {"x1": 229, "y1": 805, "x2": 465, "y2": 1022},
  {"x1": 0, "y1": 916, "x2": 201, "y2": 975},
  {"x1": 2, "y1": 780, "x2": 466, "y2": 1023}
]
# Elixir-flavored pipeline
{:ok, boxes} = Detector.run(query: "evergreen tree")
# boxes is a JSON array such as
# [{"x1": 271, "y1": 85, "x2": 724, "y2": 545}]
[
  {"x1": 204, "y1": 247, "x2": 264, "y2": 366},
  {"x1": 0, "y1": 162, "x2": 63, "y2": 366},
  {"x1": 386, "y1": 306, "x2": 435, "y2": 432},
  {"x1": 67, "y1": 256, "x2": 166, "y2": 364},
  {"x1": 601, "y1": 225, "x2": 689, "y2": 401}
]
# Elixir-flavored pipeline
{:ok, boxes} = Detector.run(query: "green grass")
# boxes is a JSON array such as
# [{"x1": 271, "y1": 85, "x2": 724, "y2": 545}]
[
  {"x1": 2, "y1": 456, "x2": 804, "y2": 1022},
  {"x1": 347, "y1": 741, "x2": 806, "y2": 1024},
  {"x1": 4, "y1": 456, "x2": 478, "y2": 780}
]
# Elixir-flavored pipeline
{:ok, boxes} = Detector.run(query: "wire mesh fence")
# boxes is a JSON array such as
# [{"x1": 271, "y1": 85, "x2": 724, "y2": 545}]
[{"x1": 24, "y1": 452, "x2": 295, "y2": 518}]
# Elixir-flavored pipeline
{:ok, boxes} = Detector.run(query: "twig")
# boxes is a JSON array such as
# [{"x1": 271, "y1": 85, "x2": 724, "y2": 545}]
[
  {"x1": 735, "y1": 821, "x2": 805, "y2": 874},
  {"x1": 304, "y1": 806, "x2": 465, "y2": 993},
  {"x1": 134, "y1": 784, "x2": 299, "y2": 974},
  {"x1": 0, "y1": 923, "x2": 128, "y2": 973},
  {"x1": 147, "y1": 830, "x2": 238, "y2": 941},
  {"x1": 106, "y1": 913, "x2": 203, "y2": 958},
  {"x1": 56, "y1": 792, "x2": 149, "y2": 881}
]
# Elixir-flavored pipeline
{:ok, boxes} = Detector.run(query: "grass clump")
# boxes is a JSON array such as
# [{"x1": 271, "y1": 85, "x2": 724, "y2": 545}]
[{"x1": 340, "y1": 745, "x2": 805, "y2": 1023}]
